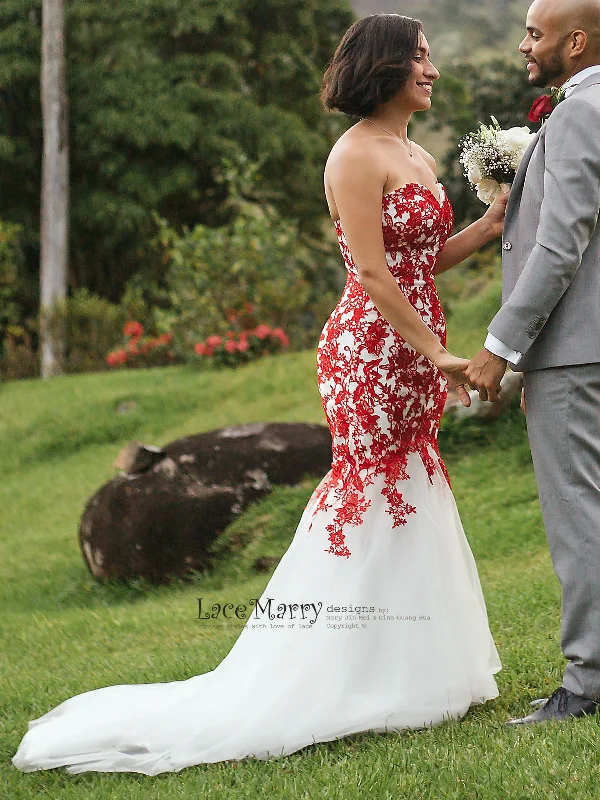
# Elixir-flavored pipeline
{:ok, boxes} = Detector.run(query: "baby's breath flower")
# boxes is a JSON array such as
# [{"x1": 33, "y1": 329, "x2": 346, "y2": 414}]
[{"x1": 459, "y1": 117, "x2": 536, "y2": 205}]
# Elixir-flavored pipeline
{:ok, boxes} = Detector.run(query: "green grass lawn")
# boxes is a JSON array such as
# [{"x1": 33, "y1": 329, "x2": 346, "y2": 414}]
[{"x1": 2, "y1": 287, "x2": 600, "y2": 799}]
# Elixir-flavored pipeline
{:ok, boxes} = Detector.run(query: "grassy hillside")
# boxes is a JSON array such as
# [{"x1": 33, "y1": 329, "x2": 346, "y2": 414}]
[{"x1": 3, "y1": 285, "x2": 600, "y2": 798}]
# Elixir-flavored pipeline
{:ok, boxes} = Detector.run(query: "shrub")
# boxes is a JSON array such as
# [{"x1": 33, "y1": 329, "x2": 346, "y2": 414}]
[
  {"x1": 193, "y1": 319, "x2": 290, "y2": 368},
  {"x1": 0, "y1": 325, "x2": 38, "y2": 381},
  {"x1": 106, "y1": 321, "x2": 176, "y2": 369},
  {"x1": 0, "y1": 221, "x2": 26, "y2": 348},
  {"x1": 45, "y1": 289, "x2": 129, "y2": 374},
  {"x1": 153, "y1": 158, "x2": 344, "y2": 356}
]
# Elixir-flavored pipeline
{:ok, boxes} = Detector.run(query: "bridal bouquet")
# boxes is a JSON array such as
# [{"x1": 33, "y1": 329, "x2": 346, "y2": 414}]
[{"x1": 459, "y1": 117, "x2": 535, "y2": 204}]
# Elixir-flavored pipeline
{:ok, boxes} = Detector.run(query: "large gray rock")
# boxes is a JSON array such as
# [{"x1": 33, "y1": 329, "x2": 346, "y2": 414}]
[{"x1": 79, "y1": 422, "x2": 332, "y2": 583}]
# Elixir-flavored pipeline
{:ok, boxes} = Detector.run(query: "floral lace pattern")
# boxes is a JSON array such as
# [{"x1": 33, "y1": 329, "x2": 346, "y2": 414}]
[{"x1": 312, "y1": 183, "x2": 454, "y2": 557}]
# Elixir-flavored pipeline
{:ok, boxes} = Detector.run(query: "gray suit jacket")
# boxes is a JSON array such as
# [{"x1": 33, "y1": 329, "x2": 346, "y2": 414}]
[{"x1": 488, "y1": 73, "x2": 600, "y2": 372}]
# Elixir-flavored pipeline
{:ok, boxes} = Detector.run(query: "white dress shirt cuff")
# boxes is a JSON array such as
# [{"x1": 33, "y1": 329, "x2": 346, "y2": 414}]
[{"x1": 484, "y1": 333, "x2": 522, "y2": 365}]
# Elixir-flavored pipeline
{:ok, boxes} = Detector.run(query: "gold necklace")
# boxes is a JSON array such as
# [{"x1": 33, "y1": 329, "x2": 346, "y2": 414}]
[{"x1": 361, "y1": 117, "x2": 414, "y2": 157}]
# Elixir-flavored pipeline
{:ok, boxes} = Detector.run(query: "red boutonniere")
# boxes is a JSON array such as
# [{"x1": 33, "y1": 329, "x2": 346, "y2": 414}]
[{"x1": 528, "y1": 86, "x2": 566, "y2": 124}]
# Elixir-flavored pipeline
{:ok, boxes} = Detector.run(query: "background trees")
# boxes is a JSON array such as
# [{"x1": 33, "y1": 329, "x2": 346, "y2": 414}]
[{"x1": 0, "y1": 0, "x2": 353, "y2": 306}]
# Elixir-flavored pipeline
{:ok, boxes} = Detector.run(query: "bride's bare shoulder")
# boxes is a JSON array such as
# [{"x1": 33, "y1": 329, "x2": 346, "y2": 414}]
[{"x1": 324, "y1": 127, "x2": 386, "y2": 193}]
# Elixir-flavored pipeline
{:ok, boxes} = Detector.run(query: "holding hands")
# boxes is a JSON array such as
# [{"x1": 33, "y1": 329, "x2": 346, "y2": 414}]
[
  {"x1": 434, "y1": 352, "x2": 473, "y2": 408},
  {"x1": 436, "y1": 349, "x2": 508, "y2": 408},
  {"x1": 464, "y1": 350, "x2": 507, "y2": 403}
]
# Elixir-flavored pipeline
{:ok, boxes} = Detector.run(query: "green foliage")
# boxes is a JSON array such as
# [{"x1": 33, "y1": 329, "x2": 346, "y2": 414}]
[
  {"x1": 154, "y1": 157, "x2": 344, "y2": 353},
  {"x1": 0, "y1": 219, "x2": 26, "y2": 341},
  {"x1": 47, "y1": 289, "x2": 128, "y2": 374},
  {"x1": 0, "y1": 0, "x2": 354, "y2": 301},
  {"x1": 0, "y1": 219, "x2": 37, "y2": 380}
]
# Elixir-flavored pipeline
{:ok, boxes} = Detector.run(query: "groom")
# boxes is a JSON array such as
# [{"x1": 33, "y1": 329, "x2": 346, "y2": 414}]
[{"x1": 466, "y1": 0, "x2": 600, "y2": 724}]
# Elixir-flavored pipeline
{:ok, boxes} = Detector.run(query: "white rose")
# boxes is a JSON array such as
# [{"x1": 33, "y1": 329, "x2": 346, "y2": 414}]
[
  {"x1": 467, "y1": 163, "x2": 483, "y2": 184},
  {"x1": 476, "y1": 178, "x2": 502, "y2": 205},
  {"x1": 502, "y1": 126, "x2": 534, "y2": 149},
  {"x1": 499, "y1": 183, "x2": 511, "y2": 194},
  {"x1": 501, "y1": 126, "x2": 536, "y2": 168}
]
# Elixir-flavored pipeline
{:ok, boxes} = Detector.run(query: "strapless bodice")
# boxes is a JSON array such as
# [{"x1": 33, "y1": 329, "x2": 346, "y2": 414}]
[{"x1": 334, "y1": 182, "x2": 454, "y2": 287}]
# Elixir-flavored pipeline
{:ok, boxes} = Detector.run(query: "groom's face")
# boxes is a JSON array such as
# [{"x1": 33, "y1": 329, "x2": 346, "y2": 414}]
[{"x1": 520, "y1": 6, "x2": 571, "y2": 87}]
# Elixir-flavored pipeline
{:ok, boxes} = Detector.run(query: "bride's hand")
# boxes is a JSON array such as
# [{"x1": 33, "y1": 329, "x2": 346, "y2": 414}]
[
  {"x1": 434, "y1": 352, "x2": 472, "y2": 408},
  {"x1": 483, "y1": 190, "x2": 510, "y2": 239}
]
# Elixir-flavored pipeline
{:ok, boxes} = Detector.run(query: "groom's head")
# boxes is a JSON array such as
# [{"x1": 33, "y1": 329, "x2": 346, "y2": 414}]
[{"x1": 521, "y1": 0, "x2": 600, "y2": 87}]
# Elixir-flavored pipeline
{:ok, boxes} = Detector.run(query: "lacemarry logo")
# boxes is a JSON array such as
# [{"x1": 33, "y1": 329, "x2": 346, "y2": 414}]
[{"x1": 197, "y1": 597, "x2": 323, "y2": 625}]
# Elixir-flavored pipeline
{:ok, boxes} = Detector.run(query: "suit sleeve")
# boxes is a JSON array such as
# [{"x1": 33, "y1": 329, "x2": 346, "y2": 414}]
[{"x1": 488, "y1": 97, "x2": 600, "y2": 354}]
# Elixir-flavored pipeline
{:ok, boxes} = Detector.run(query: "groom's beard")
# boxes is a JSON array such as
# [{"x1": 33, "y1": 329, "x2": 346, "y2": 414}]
[{"x1": 527, "y1": 39, "x2": 569, "y2": 88}]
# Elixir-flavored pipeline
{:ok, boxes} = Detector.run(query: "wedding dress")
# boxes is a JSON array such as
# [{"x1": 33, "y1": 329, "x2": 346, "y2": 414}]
[{"x1": 12, "y1": 181, "x2": 501, "y2": 775}]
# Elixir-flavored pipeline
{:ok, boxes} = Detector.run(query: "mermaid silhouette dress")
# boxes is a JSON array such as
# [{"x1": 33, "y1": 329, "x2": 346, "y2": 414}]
[{"x1": 12, "y1": 182, "x2": 501, "y2": 775}]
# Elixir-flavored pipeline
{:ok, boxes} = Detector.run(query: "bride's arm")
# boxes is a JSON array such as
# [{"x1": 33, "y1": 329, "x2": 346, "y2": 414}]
[
  {"x1": 327, "y1": 145, "x2": 471, "y2": 402},
  {"x1": 434, "y1": 193, "x2": 509, "y2": 274}
]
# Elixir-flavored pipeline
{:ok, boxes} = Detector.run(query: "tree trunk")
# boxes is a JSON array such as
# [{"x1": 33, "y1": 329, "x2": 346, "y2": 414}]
[{"x1": 40, "y1": 0, "x2": 69, "y2": 378}]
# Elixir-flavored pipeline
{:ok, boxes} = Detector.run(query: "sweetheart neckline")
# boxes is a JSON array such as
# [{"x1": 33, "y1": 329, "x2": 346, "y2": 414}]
[
  {"x1": 383, "y1": 181, "x2": 444, "y2": 208},
  {"x1": 332, "y1": 181, "x2": 445, "y2": 225}
]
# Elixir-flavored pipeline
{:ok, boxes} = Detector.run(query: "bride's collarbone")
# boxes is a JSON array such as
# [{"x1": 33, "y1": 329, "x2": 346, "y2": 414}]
[{"x1": 384, "y1": 170, "x2": 439, "y2": 197}]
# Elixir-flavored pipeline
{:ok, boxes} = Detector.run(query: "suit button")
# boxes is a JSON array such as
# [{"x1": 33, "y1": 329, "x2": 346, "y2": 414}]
[{"x1": 503, "y1": 241, "x2": 512, "y2": 251}]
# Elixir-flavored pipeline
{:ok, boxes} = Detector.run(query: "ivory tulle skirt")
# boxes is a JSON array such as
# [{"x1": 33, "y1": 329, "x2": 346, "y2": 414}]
[{"x1": 12, "y1": 449, "x2": 501, "y2": 775}]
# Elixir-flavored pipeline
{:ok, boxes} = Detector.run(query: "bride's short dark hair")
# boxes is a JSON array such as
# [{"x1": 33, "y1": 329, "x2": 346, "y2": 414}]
[{"x1": 321, "y1": 14, "x2": 423, "y2": 118}]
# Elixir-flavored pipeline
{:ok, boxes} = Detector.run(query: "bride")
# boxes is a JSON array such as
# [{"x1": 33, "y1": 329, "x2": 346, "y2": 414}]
[{"x1": 13, "y1": 14, "x2": 506, "y2": 775}]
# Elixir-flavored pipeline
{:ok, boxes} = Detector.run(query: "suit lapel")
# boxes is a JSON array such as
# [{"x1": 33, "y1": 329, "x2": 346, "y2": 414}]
[{"x1": 505, "y1": 127, "x2": 542, "y2": 226}]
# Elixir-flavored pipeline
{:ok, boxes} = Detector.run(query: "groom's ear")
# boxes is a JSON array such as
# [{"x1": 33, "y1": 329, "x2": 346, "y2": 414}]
[{"x1": 570, "y1": 30, "x2": 588, "y2": 57}]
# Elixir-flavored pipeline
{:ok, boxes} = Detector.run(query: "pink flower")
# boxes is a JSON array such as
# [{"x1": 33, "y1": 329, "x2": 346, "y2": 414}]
[
  {"x1": 127, "y1": 338, "x2": 139, "y2": 354},
  {"x1": 236, "y1": 339, "x2": 249, "y2": 352},
  {"x1": 194, "y1": 342, "x2": 210, "y2": 356},
  {"x1": 158, "y1": 332, "x2": 172, "y2": 345},
  {"x1": 206, "y1": 335, "x2": 223, "y2": 348},
  {"x1": 123, "y1": 321, "x2": 144, "y2": 338},
  {"x1": 106, "y1": 349, "x2": 128, "y2": 366},
  {"x1": 226, "y1": 330, "x2": 236, "y2": 339},
  {"x1": 224, "y1": 340, "x2": 237, "y2": 354},
  {"x1": 254, "y1": 323, "x2": 271, "y2": 340},
  {"x1": 271, "y1": 328, "x2": 290, "y2": 348}
]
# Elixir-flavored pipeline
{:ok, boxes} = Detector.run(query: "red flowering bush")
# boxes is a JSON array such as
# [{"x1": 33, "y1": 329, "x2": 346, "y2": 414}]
[
  {"x1": 194, "y1": 320, "x2": 290, "y2": 368},
  {"x1": 153, "y1": 185, "x2": 343, "y2": 354},
  {"x1": 106, "y1": 321, "x2": 175, "y2": 369},
  {"x1": 123, "y1": 320, "x2": 144, "y2": 338}
]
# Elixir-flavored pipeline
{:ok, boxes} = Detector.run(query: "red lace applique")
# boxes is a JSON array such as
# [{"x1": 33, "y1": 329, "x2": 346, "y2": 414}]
[{"x1": 312, "y1": 183, "x2": 454, "y2": 557}]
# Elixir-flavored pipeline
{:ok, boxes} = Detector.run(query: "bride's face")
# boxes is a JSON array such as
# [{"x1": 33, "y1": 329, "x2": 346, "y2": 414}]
[{"x1": 397, "y1": 33, "x2": 440, "y2": 112}]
